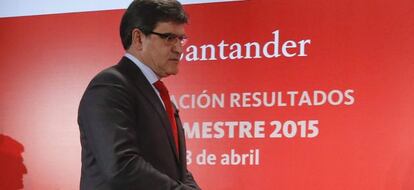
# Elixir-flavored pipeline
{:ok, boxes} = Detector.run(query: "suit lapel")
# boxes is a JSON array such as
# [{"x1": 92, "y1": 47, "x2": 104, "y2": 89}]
[
  {"x1": 174, "y1": 104, "x2": 188, "y2": 174},
  {"x1": 117, "y1": 57, "x2": 181, "y2": 164}
]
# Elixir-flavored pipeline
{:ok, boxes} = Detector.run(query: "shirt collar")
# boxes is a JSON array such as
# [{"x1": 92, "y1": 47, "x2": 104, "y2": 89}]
[{"x1": 124, "y1": 52, "x2": 159, "y2": 85}]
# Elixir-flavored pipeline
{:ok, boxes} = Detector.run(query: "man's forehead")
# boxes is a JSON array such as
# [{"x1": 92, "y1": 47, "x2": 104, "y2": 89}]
[{"x1": 154, "y1": 22, "x2": 186, "y2": 33}]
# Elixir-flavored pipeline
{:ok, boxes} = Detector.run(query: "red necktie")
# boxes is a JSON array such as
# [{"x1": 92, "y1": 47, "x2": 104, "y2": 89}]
[{"x1": 154, "y1": 80, "x2": 179, "y2": 156}]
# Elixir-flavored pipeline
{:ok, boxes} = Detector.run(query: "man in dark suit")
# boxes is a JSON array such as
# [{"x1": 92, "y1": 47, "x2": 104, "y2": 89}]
[{"x1": 77, "y1": 0, "x2": 201, "y2": 189}]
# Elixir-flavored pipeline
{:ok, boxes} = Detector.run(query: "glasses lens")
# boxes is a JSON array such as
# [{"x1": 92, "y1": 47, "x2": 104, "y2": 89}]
[
  {"x1": 166, "y1": 34, "x2": 188, "y2": 45},
  {"x1": 151, "y1": 31, "x2": 188, "y2": 45},
  {"x1": 165, "y1": 34, "x2": 178, "y2": 43}
]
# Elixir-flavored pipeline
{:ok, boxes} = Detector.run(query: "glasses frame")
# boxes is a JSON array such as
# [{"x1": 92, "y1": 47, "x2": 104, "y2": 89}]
[{"x1": 148, "y1": 31, "x2": 188, "y2": 46}]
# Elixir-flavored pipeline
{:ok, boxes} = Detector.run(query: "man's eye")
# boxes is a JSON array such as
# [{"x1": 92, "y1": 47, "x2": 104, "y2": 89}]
[{"x1": 166, "y1": 35, "x2": 176, "y2": 41}]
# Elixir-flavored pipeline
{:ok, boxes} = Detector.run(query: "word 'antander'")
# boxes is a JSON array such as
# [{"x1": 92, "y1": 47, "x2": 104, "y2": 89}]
[{"x1": 181, "y1": 30, "x2": 311, "y2": 62}]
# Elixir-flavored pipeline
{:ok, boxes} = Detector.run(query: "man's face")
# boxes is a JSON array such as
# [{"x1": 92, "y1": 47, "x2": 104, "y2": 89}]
[{"x1": 140, "y1": 22, "x2": 186, "y2": 78}]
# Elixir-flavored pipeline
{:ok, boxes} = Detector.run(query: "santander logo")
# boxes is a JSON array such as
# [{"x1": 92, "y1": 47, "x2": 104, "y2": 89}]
[{"x1": 181, "y1": 30, "x2": 311, "y2": 62}]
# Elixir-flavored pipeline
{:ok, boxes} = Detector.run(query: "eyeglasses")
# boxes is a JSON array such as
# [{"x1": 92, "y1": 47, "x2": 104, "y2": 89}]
[{"x1": 149, "y1": 31, "x2": 188, "y2": 46}]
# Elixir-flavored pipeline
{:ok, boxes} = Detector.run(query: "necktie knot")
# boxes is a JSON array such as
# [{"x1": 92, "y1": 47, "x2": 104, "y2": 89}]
[{"x1": 154, "y1": 80, "x2": 168, "y2": 94}]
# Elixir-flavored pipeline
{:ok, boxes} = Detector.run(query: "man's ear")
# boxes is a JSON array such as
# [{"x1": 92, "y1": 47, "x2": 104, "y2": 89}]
[{"x1": 131, "y1": 28, "x2": 144, "y2": 50}]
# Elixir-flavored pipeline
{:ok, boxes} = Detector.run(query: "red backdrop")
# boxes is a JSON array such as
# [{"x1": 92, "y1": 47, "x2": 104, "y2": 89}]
[{"x1": 1, "y1": 0, "x2": 413, "y2": 189}]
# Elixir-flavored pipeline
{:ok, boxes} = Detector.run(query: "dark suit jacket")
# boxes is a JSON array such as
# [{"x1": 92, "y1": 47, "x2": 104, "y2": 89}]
[{"x1": 78, "y1": 57, "x2": 200, "y2": 190}]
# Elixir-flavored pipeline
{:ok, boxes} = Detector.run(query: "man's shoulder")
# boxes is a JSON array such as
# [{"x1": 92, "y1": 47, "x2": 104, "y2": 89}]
[{"x1": 89, "y1": 57, "x2": 136, "y2": 86}]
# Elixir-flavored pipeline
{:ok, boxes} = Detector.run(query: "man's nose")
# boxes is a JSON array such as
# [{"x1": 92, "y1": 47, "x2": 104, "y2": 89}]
[{"x1": 172, "y1": 40, "x2": 183, "y2": 54}]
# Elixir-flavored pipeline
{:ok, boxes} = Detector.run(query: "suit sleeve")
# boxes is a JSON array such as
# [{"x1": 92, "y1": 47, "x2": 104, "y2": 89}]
[
  {"x1": 182, "y1": 170, "x2": 201, "y2": 189},
  {"x1": 78, "y1": 78, "x2": 196, "y2": 190}
]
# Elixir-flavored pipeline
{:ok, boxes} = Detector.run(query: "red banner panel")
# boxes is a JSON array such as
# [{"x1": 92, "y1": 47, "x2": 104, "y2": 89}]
[{"x1": 0, "y1": 0, "x2": 413, "y2": 189}]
